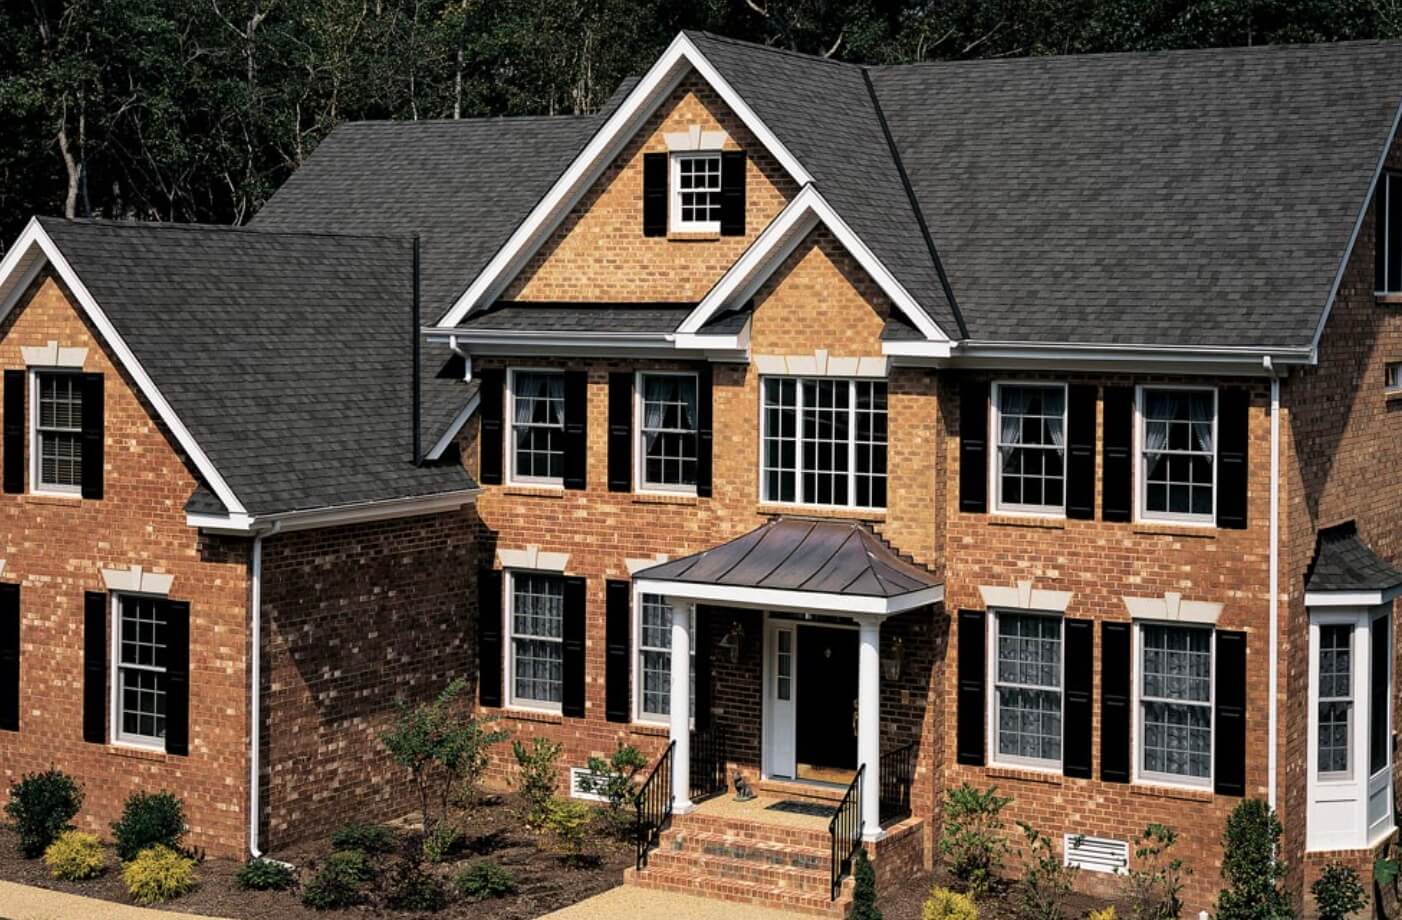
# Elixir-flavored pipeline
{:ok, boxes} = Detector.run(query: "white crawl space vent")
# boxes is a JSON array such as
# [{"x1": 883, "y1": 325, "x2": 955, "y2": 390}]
[
  {"x1": 569, "y1": 767, "x2": 609, "y2": 803},
  {"x1": 1063, "y1": 834, "x2": 1129, "y2": 874}
]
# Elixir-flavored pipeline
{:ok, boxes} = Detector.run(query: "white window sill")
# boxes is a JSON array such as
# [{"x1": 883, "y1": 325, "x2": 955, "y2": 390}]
[
  {"x1": 29, "y1": 488, "x2": 81, "y2": 500},
  {"x1": 991, "y1": 505, "x2": 1066, "y2": 521},
  {"x1": 112, "y1": 737, "x2": 166, "y2": 754},
  {"x1": 1136, "y1": 515, "x2": 1217, "y2": 530}
]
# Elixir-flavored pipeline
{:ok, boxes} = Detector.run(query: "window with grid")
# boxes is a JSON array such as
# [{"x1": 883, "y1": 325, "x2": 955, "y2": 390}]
[
  {"x1": 672, "y1": 153, "x2": 721, "y2": 231},
  {"x1": 994, "y1": 613, "x2": 1063, "y2": 766},
  {"x1": 1379, "y1": 171, "x2": 1402, "y2": 294},
  {"x1": 1139, "y1": 624, "x2": 1212, "y2": 783},
  {"x1": 1386, "y1": 363, "x2": 1402, "y2": 393},
  {"x1": 511, "y1": 573, "x2": 564, "y2": 707},
  {"x1": 35, "y1": 372, "x2": 82, "y2": 492},
  {"x1": 1141, "y1": 388, "x2": 1216, "y2": 522},
  {"x1": 116, "y1": 595, "x2": 167, "y2": 744},
  {"x1": 637, "y1": 594, "x2": 694, "y2": 722},
  {"x1": 995, "y1": 384, "x2": 1066, "y2": 513},
  {"x1": 1317, "y1": 623, "x2": 1353, "y2": 777},
  {"x1": 511, "y1": 371, "x2": 564, "y2": 483},
  {"x1": 761, "y1": 377, "x2": 888, "y2": 509},
  {"x1": 639, "y1": 373, "x2": 697, "y2": 490}
]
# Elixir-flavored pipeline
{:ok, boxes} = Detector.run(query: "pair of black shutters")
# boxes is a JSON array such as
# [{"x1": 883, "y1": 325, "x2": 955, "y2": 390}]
[
  {"x1": 3, "y1": 370, "x2": 104, "y2": 498},
  {"x1": 958, "y1": 380, "x2": 1248, "y2": 529},
  {"x1": 608, "y1": 369, "x2": 713, "y2": 497},
  {"x1": 956, "y1": 610, "x2": 1247, "y2": 796},
  {"x1": 642, "y1": 151, "x2": 747, "y2": 238}
]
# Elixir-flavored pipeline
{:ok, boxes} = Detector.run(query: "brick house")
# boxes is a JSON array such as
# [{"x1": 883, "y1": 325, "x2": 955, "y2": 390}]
[{"x1": 3, "y1": 28, "x2": 1402, "y2": 918}]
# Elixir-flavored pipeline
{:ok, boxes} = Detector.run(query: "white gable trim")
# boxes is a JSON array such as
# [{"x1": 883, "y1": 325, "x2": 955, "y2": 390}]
[
  {"x1": 437, "y1": 32, "x2": 813, "y2": 328},
  {"x1": 0, "y1": 219, "x2": 247, "y2": 515},
  {"x1": 424, "y1": 392, "x2": 481, "y2": 461}
]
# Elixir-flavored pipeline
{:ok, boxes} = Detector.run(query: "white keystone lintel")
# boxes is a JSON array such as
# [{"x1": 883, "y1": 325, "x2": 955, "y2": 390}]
[
  {"x1": 625, "y1": 554, "x2": 669, "y2": 575},
  {"x1": 101, "y1": 565, "x2": 174, "y2": 596},
  {"x1": 980, "y1": 579, "x2": 1072, "y2": 613},
  {"x1": 664, "y1": 125, "x2": 729, "y2": 151},
  {"x1": 754, "y1": 350, "x2": 888, "y2": 379},
  {"x1": 1123, "y1": 591, "x2": 1223, "y2": 625},
  {"x1": 21, "y1": 340, "x2": 88, "y2": 369},
  {"x1": 497, "y1": 545, "x2": 569, "y2": 573}
]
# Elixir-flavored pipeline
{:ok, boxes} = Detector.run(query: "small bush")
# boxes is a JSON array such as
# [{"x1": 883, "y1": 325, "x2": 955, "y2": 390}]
[
  {"x1": 1126, "y1": 823, "x2": 1187, "y2": 920},
  {"x1": 1312, "y1": 863, "x2": 1366, "y2": 920},
  {"x1": 455, "y1": 860, "x2": 518, "y2": 901},
  {"x1": 1015, "y1": 822, "x2": 1077, "y2": 920},
  {"x1": 1214, "y1": 799, "x2": 1291, "y2": 920},
  {"x1": 576, "y1": 745, "x2": 647, "y2": 837},
  {"x1": 939, "y1": 783, "x2": 1011, "y2": 899},
  {"x1": 850, "y1": 848, "x2": 881, "y2": 920},
  {"x1": 324, "y1": 848, "x2": 374, "y2": 883},
  {"x1": 111, "y1": 791, "x2": 186, "y2": 862},
  {"x1": 42, "y1": 830, "x2": 105, "y2": 880},
  {"x1": 512, "y1": 737, "x2": 563, "y2": 827},
  {"x1": 386, "y1": 859, "x2": 448, "y2": 912},
  {"x1": 330, "y1": 822, "x2": 397, "y2": 855},
  {"x1": 1088, "y1": 910, "x2": 1118, "y2": 920},
  {"x1": 121, "y1": 845, "x2": 197, "y2": 905},
  {"x1": 923, "y1": 885, "x2": 978, "y2": 920},
  {"x1": 422, "y1": 822, "x2": 463, "y2": 863},
  {"x1": 542, "y1": 797, "x2": 593, "y2": 862},
  {"x1": 301, "y1": 852, "x2": 371, "y2": 910},
  {"x1": 235, "y1": 857, "x2": 296, "y2": 891},
  {"x1": 5, "y1": 768, "x2": 84, "y2": 858}
]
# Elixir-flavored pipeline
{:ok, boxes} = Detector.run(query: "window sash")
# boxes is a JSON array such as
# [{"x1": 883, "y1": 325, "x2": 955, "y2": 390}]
[
  {"x1": 636, "y1": 594, "x2": 694, "y2": 722},
  {"x1": 1370, "y1": 612, "x2": 1390, "y2": 776},
  {"x1": 1381, "y1": 172, "x2": 1402, "y2": 294},
  {"x1": 993, "y1": 383, "x2": 1067, "y2": 513},
  {"x1": 993, "y1": 612, "x2": 1063, "y2": 767},
  {"x1": 672, "y1": 153, "x2": 722, "y2": 231},
  {"x1": 115, "y1": 595, "x2": 167, "y2": 746},
  {"x1": 638, "y1": 373, "x2": 698, "y2": 491},
  {"x1": 510, "y1": 371, "x2": 565, "y2": 484},
  {"x1": 1138, "y1": 624, "x2": 1213, "y2": 784},
  {"x1": 1316, "y1": 623, "x2": 1353, "y2": 778},
  {"x1": 1139, "y1": 387, "x2": 1217, "y2": 523},
  {"x1": 1386, "y1": 363, "x2": 1402, "y2": 392},
  {"x1": 34, "y1": 372, "x2": 83, "y2": 491},
  {"x1": 761, "y1": 377, "x2": 888, "y2": 509},
  {"x1": 510, "y1": 573, "x2": 564, "y2": 707}
]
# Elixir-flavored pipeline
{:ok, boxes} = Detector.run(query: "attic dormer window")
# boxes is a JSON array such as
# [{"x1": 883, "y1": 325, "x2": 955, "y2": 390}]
[{"x1": 672, "y1": 153, "x2": 723, "y2": 233}]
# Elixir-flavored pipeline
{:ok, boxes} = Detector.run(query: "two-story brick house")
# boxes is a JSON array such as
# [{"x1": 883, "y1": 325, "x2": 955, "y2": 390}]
[{"x1": 3, "y1": 29, "x2": 1402, "y2": 918}]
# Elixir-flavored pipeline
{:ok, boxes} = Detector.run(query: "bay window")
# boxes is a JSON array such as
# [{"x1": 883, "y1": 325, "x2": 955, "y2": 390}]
[
  {"x1": 761, "y1": 377, "x2": 888, "y2": 509},
  {"x1": 1317, "y1": 623, "x2": 1353, "y2": 777},
  {"x1": 1138, "y1": 624, "x2": 1213, "y2": 785}
]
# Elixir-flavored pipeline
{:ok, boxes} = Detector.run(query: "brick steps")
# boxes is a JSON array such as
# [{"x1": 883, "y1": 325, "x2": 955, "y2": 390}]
[
  {"x1": 646, "y1": 832, "x2": 830, "y2": 893},
  {"x1": 669, "y1": 811, "x2": 833, "y2": 849},
  {"x1": 627, "y1": 864, "x2": 852, "y2": 917}
]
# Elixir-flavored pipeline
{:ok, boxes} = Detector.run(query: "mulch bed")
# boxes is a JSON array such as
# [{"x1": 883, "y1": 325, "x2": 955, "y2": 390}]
[
  {"x1": 876, "y1": 867, "x2": 1124, "y2": 920},
  {"x1": 0, "y1": 792, "x2": 632, "y2": 919}
]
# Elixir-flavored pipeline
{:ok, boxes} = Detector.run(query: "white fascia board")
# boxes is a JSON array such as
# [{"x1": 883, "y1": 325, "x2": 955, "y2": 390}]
[
  {"x1": 633, "y1": 577, "x2": 944, "y2": 616},
  {"x1": 1305, "y1": 585, "x2": 1402, "y2": 608},
  {"x1": 437, "y1": 31, "x2": 813, "y2": 328},
  {"x1": 424, "y1": 394, "x2": 481, "y2": 461},
  {"x1": 910, "y1": 341, "x2": 1313, "y2": 375},
  {"x1": 187, "y1": 489, "x2": 479, "y2": 535},
  {"x1": 882, "y1": 340, "x2": 953, "y2": 359},
  {"x1": 0, "y1": 221, "x2": 248, "y2": 515}
]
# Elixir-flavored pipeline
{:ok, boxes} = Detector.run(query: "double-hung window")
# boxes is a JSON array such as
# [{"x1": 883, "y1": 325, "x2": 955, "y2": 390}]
[
  {"x1": 993, "y1": 383, "x2": 1066, "y2": 514},
  {"x1": 510, "y1": 370, "x2": 565, "y2": 485},
  {"x1": 1139, "y1": 387, "x2": 1216, "y2": 524},
  {"x1": 992, "y1": 612, "x2": 1063, "y2": 768},
  {"x1": 1317, "y1": 623, "x2": 1353, "y2": 777},
  {"x1": 638, "y1": 373, "x2": 698, "y2": 491},
  {"x1": 1379, "y1": 171, "x2": 1401, "y2": 294},
  {"x1": 1139, "y1": 624, "x2": 1213, "y2": 786},
  {"x1": 636, "y1": 594, "x2": 695, "y2": 723},
  {"x1": 33, "y1": 372, "x2": 82, "y2": 493},
  {"x1": 509, "y1": 573, "x2": 564, "y2": 709},
  {"x1": 761, "y1": 377, "x2": 888, "y2": 509},
  {"x1": 114, "y1": 595, "x2": 168, "y2": 746},
  {"x1": 672, "y1": 153, "x2": 722, "y2": 233},
  {"x1": 1386, "y1": 362, "x2": 1402, "y2": 394}
]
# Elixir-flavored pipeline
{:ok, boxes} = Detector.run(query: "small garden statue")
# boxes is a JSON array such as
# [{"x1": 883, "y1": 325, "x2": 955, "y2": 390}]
[{"x1": 734, "y1": 771, "x2": 756, "y2": 802}]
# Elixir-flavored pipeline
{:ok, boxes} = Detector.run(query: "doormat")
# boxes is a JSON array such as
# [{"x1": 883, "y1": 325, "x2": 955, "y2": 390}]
[{"x1": 765, "y1": 800, "x2": 837, "y2": 818}]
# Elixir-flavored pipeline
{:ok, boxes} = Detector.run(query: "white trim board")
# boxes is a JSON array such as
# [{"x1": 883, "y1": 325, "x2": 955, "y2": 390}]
[
  {"x1": 424, "y1": 393, "x2": 481, "y2": 462},
  {"x1": 187, "y1": 488, "x2": 478, "y2": 535},
  {"x1": 1306, "y1": 586, "x2": 1402, "y2": 607},
  {"x1": 632, "y1": 577, "x2": 943, "y2": 616}
]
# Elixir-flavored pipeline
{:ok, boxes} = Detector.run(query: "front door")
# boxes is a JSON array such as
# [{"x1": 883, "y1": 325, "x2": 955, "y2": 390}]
[{"x1": 795, "y1": 624, "x2": 858, "y2": 783}]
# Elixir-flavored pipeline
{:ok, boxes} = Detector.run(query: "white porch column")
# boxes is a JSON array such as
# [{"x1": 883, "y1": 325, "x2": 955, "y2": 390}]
[
  {"x1": 857, "y1": 615, "x2": 882, "y2": 840},
  {"x1": 670, "y1": 598, "x2": 694, "y2": 814}
]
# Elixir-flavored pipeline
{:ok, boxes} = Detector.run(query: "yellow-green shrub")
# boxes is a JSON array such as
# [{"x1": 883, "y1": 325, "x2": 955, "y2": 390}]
[
  {"x1": 121, "y1": 845, "x2": 197, "y2": 905},
  {"x1": 1087, "y1": 909, "x2": 1117, "y2": 920},
  {"x1": 42, "y1": 831, "x2": 105, "y2": 880},
  {"x1": 923, "y1": 886, "x2": 978, "y2": 920}
]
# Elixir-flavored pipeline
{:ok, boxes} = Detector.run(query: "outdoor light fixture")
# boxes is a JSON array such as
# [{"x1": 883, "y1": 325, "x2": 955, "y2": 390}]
[
  {"x1": 881, "y1": 636, "x2": 905, "y2": 682},
  {"x1": 717, "y1": 621, "x2": 746, "y2": 664}
]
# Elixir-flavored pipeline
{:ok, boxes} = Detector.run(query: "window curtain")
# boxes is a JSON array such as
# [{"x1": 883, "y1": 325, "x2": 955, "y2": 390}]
[
  {"x1": 1144, "y1": 391, "x2": 1177, "y2": 455},
  {"x1": 999, "y1": 387, "x2": 1025, "y2": 461},
  {"x1": 1189, "y1": 393, "x2": 1214, "y2": 454},
  {"x1": 1045, "y1": 387, "x2": 1066, "y2": 454},
  {"x1": 681, "y1": 378, "x2": 698, "y2": 433},
  {"x1": 643, "y1": 377, "x2": 669, "y2": 454}
]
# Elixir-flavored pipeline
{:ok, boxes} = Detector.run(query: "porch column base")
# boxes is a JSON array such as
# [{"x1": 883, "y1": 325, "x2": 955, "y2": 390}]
[{"x1": 857, "y1": 615, "x2": 882, "y2": 841}]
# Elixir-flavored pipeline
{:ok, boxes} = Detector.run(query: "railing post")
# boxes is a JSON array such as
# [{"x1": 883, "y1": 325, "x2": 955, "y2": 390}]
[{"x1": 857, "y1": 615, "x2": 882, "y2": 840}]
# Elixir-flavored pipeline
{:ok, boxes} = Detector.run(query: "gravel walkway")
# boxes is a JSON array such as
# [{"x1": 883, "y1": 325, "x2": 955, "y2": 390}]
[
  {"x1": 0, "y1": 879, "x2": 228, "y2": 920},
  {"x1": 538, "y1": 886, "x2": 811, "y2": 919}
]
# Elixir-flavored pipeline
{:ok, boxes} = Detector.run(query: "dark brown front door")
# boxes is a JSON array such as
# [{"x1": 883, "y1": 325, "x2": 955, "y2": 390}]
[{"x1": 795, "y1": 625, "x2": 858, "y2": 778}]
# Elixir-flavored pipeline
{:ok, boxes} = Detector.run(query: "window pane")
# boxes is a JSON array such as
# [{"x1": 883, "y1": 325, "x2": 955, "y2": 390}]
[
  {"x1": 1371, "y1": 613, "x2": 1390, "y2": 775},
  {"x1": 676, "y1": 155, "x2": 721, "y2": 226},
  {"x1": 997, "y1": 385, "x2": 1066, "y2": 511},
  {"x1": 641, "y1": 374, "x2": 698, "y2": 488},
  {"x1": 1140, "y1": 624, "x2": 1212, "y2": 780},
  {"x1": 36, "y1": 374, "x2": 83, "y2": 489},
  {"x1": 1142, "y1": 389, "x2": 1215, "y2": 518},
  {"x1": 512, "y1": 372, "x2": 564, "y2": 481},
  {"x1": 994, "y1": 614, "x2": 1062, "y2": 764},
  {"x1": 512, "y1": 574, "x2": 563, "y2": 704},
  {"x1": 637, "y1": 595, "x2": 693, "y2": 719}
]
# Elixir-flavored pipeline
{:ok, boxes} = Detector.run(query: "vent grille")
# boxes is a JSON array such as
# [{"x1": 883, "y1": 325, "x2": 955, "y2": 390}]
[
  {"x1": 569, "y1": 767, "x2": 609, "y2": 803},
  {"x1": 1063, "y1": 834, "x2": 1129, "y2": 874}
]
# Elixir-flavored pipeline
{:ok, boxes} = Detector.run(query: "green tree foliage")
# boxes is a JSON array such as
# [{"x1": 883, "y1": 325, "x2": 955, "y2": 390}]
[
  {"x1": 850, "y1": 847, "x2": 882, "y2": 920},
  {"x1": 1215, "y1": 799, "x2": 1293, "y2": 920},
  {"x1": 938, "y1": 783, "x2": 1011, "y2": 899}
]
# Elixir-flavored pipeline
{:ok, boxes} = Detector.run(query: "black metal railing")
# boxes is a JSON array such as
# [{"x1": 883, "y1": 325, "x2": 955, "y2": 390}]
[
  {"x1": 690, "y1": 728, "x2": 727, "y2": 801},
  {"x1": 829, "y1": 763, "x2": 865, "y2": 901},
  {"x1": 879, "y1": 741, "x2": 915, "y2": 824},
  {"x1": 635, "y1": 740, "x2": 676, "y2": 870}
]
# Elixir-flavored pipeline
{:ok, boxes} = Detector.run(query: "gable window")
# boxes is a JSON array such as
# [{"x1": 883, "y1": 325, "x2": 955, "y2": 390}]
[
  {"x1": 1379, "y1": 171, "x2": 1401, "y2": 294},
  {"x1": 114, "y1": 595, "x2": 168, "y2": 747},
  {"x1": 1139, "y1": 387, "x2": 1216, "y2": 524},
  {"x1": 761, "y1": 377, "x2": 887, "y2": 509},
  {"x1": 993, "y1": 383, "x2": 1066, "y2": 515},
  {"x1": 1386, "y1": 362, "x2": 1402, "y2": 393},
  {"x1": 671, "y1": 153, "x2": 722, "y2": 233},
  {"x1": 1139, "y1": 624, "x2": 1213, "y2": 786},
  {"x1": 509, "y1": 572, "x2": 564, "y2": 710},
  {"x1": 636, "y1": 594, "x2": 694, "y2": 723},
  {"x1": 992, "y1": 611, "x2": 1063, "y2": 768},
  {"x1": 32, "y1": 372, "x2": 82, "y2": 494},
  {"x1": 509, "y1": 370, "x2": 565, "y2": 485},
  {"x1": 638, "y1": 373, "x2": 697, "y2": 491},
  {"x1": 1317, "y1": 623, "x2": 1353, "y2": 777}
]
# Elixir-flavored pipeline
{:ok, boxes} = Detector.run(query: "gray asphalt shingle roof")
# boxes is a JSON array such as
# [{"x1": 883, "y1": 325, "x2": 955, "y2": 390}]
[
  {"x1": 460, "y1": 301, "x2": 696, "y2": 334},
  {"x1": 1307, "y1": 521, "x2": 1402, "y2": 594}
]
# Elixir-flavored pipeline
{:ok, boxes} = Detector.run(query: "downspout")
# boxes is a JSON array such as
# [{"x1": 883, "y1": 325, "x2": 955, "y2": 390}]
[
  {"x1": 1267, "y1": 358, "x2": 1281, "y2": 811},
  {"x1": 248, "y1": 521, "x2": 281, "y2": 859},
  {"x1": 412, "y1": 236, "x2": 422, "y2": 466}
]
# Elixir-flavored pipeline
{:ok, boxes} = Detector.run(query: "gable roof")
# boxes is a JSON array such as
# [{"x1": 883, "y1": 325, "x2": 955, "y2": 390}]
[{"x1": 1306, "y1": 521, "x2": 1402, "y2": 603}]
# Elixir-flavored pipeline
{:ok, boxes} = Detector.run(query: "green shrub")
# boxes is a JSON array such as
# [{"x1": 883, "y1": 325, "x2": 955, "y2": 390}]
[
  {"x1": 5, "y1": 768, "x2": 84, "y2": 858},
  {"x1": 111, "y1": 791, "x2": 186, "y2": 862},
  {"x1": 300, "y1": 851, "x2": 372, "y2": 910},
  {"x1": 1312, "y1": 863, "x2": 1366, "y2": 920},
  {"x1": 850, "y1": 848, "x2": 881, "y2": 920},
  {"x1": 235, "y1": 857, "x2": 296, "y2": 891},
  {"x1": 329, "y1": 822, "x2": 396, "y2": 855},
  {"x1": 1126, "y1": 824, "x2": 1187, "y2": 920},
  {"x1": 455, "y1": 860, "x2": 518, "y2": 901},
  {"x1": 121, "y1": 845, "x2": 197, "y2": 905},
  {"x1": 386, "y1": 859, "x2": 448, "y2": 912},
  {"x1": 512, "y1": 737, "x2": 563, "y2": 826},
  {"x1": 422, "y1": 822, "x2": 463, "y2": 863},
  {"x1": 923, "y1": 886, "x2": 978, "y2": 920},
  {"x1": 324, "y1": 848, "x2": 374, "y2": 882},
  {"x1": 542, "y1": 797, "x2": 593, "y2": 862},
  {"x1": 1214, "y1": 799, "x2": 1292, "y2": 920},
  {"x1": 575, "y1": 745, "x2": 647, "y2": 836},
  {"x1": 1014, "y1": 822, "x2": 1077, "y2": 920},
  {"x1": 42, "y1": 830, "x2": 105, "y2": 880},
  {"x1": 938, "y1": 783, "x2": 1011, "y2": 899}
]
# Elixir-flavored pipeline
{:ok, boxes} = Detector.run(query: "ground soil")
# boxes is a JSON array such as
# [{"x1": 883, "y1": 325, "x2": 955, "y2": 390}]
[
  {"x1": 0, "y1": 793, "x2": 633, "y2": 919},
  {"x1": 876, "y1": 866, "x2": 1124, "y2": 920}
]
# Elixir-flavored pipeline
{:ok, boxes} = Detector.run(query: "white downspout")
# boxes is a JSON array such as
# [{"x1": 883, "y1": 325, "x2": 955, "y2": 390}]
[
  {"x1": 248, "y1": 522, "x2": 280, "y2": 859},
  {"x1": 1267, "y1": 362, "x2": 1281, "y2": 811}
]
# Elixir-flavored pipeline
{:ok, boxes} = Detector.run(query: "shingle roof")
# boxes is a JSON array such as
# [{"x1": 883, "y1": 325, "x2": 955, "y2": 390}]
[
  {"x1": 420, "y1": 340, "x2": 480, "y2": 453},
  {"x1": 39, "y1": 218, "x2": 476, "y2": 516},
  {"x1": 1307, "y1": 521, "x2": 1402, "y2": 594},
  {"x1": 461, "y1": 301, "x2": 695, "y2": 334}
]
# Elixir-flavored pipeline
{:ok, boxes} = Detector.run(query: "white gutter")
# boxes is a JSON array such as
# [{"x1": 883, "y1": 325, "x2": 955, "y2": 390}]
[
  {"x1": 1268, "y1": 365, "x2": 1281, "y2": 811},
  {"x1": 188, "y1": 489, "x2": 479, "y2": 535}
]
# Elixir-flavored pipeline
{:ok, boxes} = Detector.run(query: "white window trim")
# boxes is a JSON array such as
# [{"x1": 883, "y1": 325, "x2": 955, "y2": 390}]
[
  {"x1": 1134, "y1": 384, "x2": 1218, "y2": 527},
  {"x1": 1310, "y1": 612, "x2": 1363, "y2": 787},
  {"x1": 28, "y1": 369, "x2": 82, "y2": 498},
  {"x1": 669, "y1": 151, "x2": 723, "y2": 234},
  {"x1": 1132, "y1": 621, "x2": 1215, "y2": 791},
  {"x1": 634, "y1": 370, "x2": 699, "y2": 496},
  {"x1": 109, "y1": 592, "x2": 168, "y2": 752},
  {"x1": 757, "y1": 375, "x2": 888, "y2": 512},
  {"x1": 987, "y1": 608, "x2": 1065, "y2": 773},
  {"x1": 505, "y1": 367, "x2": 565, "y2": 489},
  {"x1": 1385, "y1": 362, "x2": 1402, "y2": 393},
  {"x1": 989, "y1": 381, "x2": 1068, "y2": 518},
  {"x1": 631, "y1": 585, "x2": 696, "y2": 727},
  {"x1": 504, "y1": 569, "x2": 565, "y2": 714}
]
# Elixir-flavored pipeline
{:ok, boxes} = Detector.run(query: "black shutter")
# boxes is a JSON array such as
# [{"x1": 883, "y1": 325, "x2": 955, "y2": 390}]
[
  {"x1": 1100, "y1": 621, "x2": 1131, "y2": 782},
  {"x1": 0, "y1": 583, "x2": 18, "y2": 732},
  {"x1": 477, "y1": 569, "x2": 503, "y2": 707},
  {"x1": 958, "y1": 380, "x2": 988, "y2": 514},
  {"x1": 80, "y1": 373, "x2": 103, "y2": 500},
  {"x1": 605, "y1": 580, "x2": 631, "y2": 723},
  {"x1": 696, "y1": 364, "x2": 713, "y2": 498},
  {"x1": 643, "y1": 153, "x2": 668, "y2": 237},
  {"x1": 694, "y1": 606, "x2": 713, "y2": 732},
  {"x1": 477, "y1": 369, "x2": 504, "y2": 485},
  {"x1": 161, "y1": 600, "x2": 190, "y2": 756},
  {"x1": 1217, "y1": 388, "x2": 1249, "y2": 530},
  {"x1": 719, "y1": 152, "x2": 746, "y2": 236},
  {"x1": 1062, "y1": 618, "x2": 1093, "y2": 778},
  {"x1": 1065, "y1": 385, "x2": 1097, "y2": 520},
  {"x1": 1101, "y1": 387, "x2": 1134, "y2": 523},
  {"x1": 561, "y1": 576, "x2": 586, "y2": 718},
  {"x1": 3, "y1": 370, "x2": 23, "y2": 494},
  {"x1": 1214, "y1": 629, "x2": 1247, "y2": 796},
  {"x1": 82, "y1": 591, "x2": 106, "y2": 744},
  {"x1": 608, "y1": 373, "x2": 632, "y2": 492},
  {"x1": 956, "y1": 609, "x2": 986, "y2": 765},
  {"x1": 563, "y1": 371, "x2": 588, "y2": 491}
]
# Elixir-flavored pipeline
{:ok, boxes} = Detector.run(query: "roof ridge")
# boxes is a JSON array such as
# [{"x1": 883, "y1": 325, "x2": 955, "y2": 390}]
[
  {"x1": 685, "y1": 29, "x2": 864, "y2": 70},
  {"x1": 338, "y1": 113, "x2": 599, "y2": 129},
  {"x1": 39, "y1": 216, "x2": 414, "y2": 246}
]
